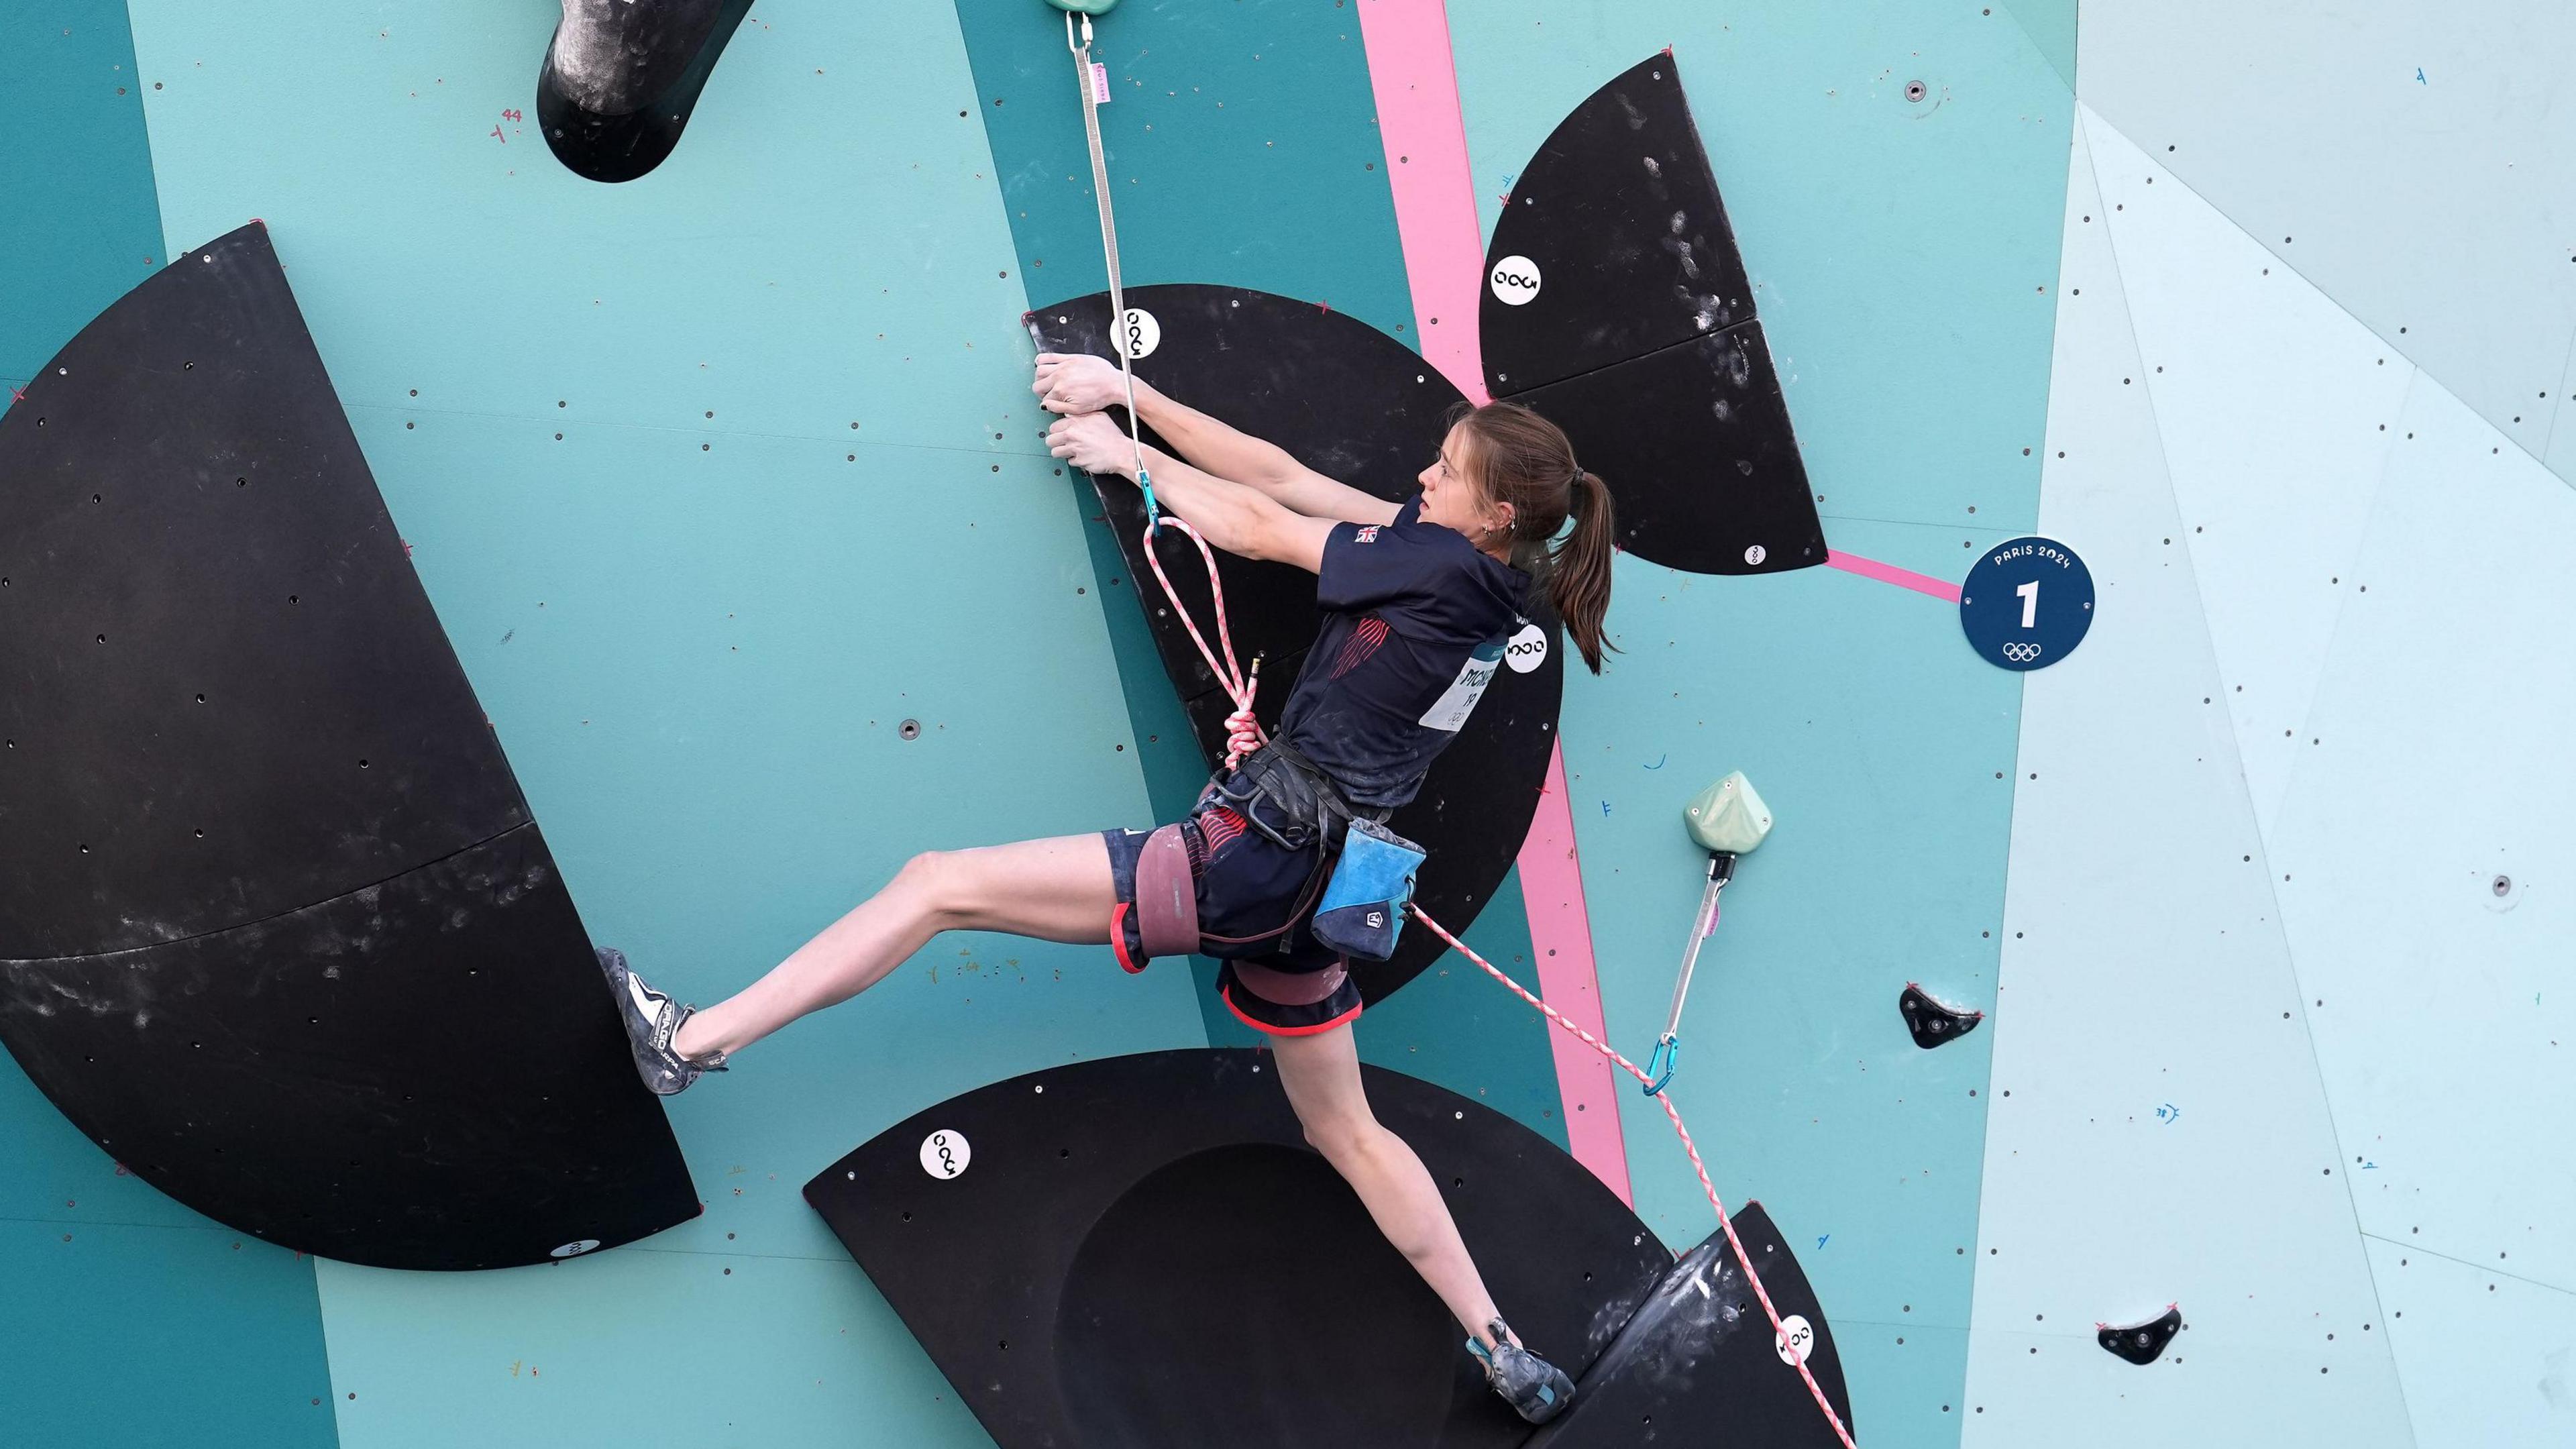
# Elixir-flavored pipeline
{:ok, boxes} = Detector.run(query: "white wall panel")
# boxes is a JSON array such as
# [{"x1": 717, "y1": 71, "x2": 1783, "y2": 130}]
[{"x1": 1963, "y1": 118, "x2": 2409, "y2": 1449}]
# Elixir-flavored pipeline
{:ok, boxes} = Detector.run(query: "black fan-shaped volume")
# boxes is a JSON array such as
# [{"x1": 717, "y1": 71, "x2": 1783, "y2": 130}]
[
  {"x1": 1510, "y1": 326, "x2": 1825, "y2": 575},
  {"x1": 0, "y1": 827, "x2": 700, "y2": 1269},
  {"x1": 0, "y1": 225, "x2": 696, "y2": 1269},
  {"x1": 804, "y1": 1049, "x2": 1676, "y2": 1449},
  {"x1": 2099, "y1": 1305, "x2": 2183, "y2": 1366},
  {"x1": 1481, "y1": 56, "x2": 1824, "y2": 577},
  {"x1": 538, "y1": 0, "x2": 755, "y2": 183},
  {"x1": 1899, "y1": 981, "x2": 1985, "y2": 1050},
  {"x1": 1031, "y1": 287, "x2": 1562, "y2": 1002},
  {"x1": 1479, "y1": 56, "x2": 1754, "y2": 398},
  {"x1": 1525, "y1": 1205, "x2": 1856, "y2": 1448},
  {"x1": 0, "y1": 232, "x2": 528, "y2": 959}
]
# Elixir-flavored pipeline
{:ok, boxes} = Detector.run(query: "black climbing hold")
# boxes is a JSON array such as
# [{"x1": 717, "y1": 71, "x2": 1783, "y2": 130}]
[
  {"x1": 1032, "y1": 288, "x2": 1561, "y2": 1003},
  {"x1": 1479, "y1": 56, "x2": 1824, "y2": 577},
  {"x1": 2098, "y1": 1305, "x2": 2182, "y2": 1365},
  {"x1": 0, "y1": 225, "x2": 696, "y2": 1269},
  {"x1": 1480, "y1": 56, "x2": 1756, "y2": 397},
  {"x1": 804, "y1": 1049, "x2": 1677, "y2": 1448},
  {"x1": 1900, "y1": 982, "x2": 1985, "y2": 1049},
  {"x1": 1507, "y1": 325, "x2": 1824, "y2": 576},
  {"x1": 1525, "y1": 1204, "x2": 1855, "y2": 1448},
  {"x1": 537, "y1": 0, "x2": 756, "y2": 184}
]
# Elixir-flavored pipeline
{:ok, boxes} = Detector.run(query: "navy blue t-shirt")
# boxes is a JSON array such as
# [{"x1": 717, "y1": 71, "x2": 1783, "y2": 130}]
[{"x1": 1273, "y1": 496, "x2": 1532, "y2": 809}]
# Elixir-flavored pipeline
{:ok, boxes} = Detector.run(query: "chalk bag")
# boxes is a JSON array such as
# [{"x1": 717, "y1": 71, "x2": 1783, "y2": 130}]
[{"x1": 1311, "y1": 818, "x2": 1426, "y2": 961}]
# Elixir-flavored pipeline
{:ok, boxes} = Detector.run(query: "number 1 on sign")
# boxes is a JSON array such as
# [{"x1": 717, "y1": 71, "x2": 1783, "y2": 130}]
[{"x1": 2015, "y1": 580, "x2": 2039, "y2": 629}]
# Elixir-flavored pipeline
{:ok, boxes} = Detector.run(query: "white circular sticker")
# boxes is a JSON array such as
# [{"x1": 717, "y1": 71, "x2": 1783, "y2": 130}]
[
  {"x1": 549, "y1": 1238, "x2": 600, "y2": 1259},
  {"x1": 1775, "y1": 1313, "x2": 1815, "y2": 1366},
  {"x1": 1743, "y1": 544, "x2": 1768, "y2": 567},
  {"x1": 1120, "y1": 307, "x2": 1161, "y2": 360},
  {"x1": 919, "y1": 1129, "x2": 971, "y2": 1180},
  {"x1": 1489, "y1": 255, "x2": 1543, "y2": 306},
  {"x1": 1504, "y1": 623, "x2": 1549, "y2": 674}
]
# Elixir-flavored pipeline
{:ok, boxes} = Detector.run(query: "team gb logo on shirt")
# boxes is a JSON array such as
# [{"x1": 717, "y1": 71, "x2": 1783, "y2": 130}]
[{"x1": 1354, "y1": 525, "x2": 1381, "y2": 543}]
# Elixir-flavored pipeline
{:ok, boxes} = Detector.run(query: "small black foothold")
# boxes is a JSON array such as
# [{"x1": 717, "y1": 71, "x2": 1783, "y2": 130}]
[
  {"x1": 2098, "y1": 1305, "x2": 2181, "y2": 1365},
  {"x1": 1899, "y1": 983, "x2": 1984, "y2": 1049}
]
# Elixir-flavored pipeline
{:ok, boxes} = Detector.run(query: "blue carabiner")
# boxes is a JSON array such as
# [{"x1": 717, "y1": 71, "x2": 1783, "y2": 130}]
[
  {"x1": 1138, "y1": 466, "x2": 1160, "y2": 535},
  {"x1": 1643, "y1": 1034, "x2": 1678, "y2": 1096}
]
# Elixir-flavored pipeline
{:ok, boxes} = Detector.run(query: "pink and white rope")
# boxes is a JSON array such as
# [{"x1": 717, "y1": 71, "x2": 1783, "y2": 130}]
[
  {"x1": 1139, "y1": 511, "x2": 1266, "y2": 769},
  {"x1": 1407, "y1": 904, "x2": 1859, "y2": 1449}
]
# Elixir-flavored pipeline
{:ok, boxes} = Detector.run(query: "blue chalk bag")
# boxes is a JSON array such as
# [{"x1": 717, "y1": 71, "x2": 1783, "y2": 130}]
[{"x1": 1311, "y1": 818, "x2": 1427, "y2": 961}]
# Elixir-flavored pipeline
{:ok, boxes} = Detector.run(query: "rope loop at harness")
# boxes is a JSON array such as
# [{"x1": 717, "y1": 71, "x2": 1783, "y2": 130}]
[{"x1": 1136, "y1": 508, "x2": 1264, "y2": 767}]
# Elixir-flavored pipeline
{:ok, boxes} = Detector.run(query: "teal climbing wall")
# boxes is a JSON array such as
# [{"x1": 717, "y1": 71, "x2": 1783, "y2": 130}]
[
  {"x1": 5, "y1": 3, "x2": 2571, "y2": 1447},
  {"x1": 1430, "y1": 5, "x2": 2075, "y2": 1442},
  {"x1": 105, "y1": 3, "x2": 1208, "y2": 1444},
  {"x1": 1448, "y1": 11, "x2": 2071, "y2": 1445},
  {"x1": 0, "y1": 3, "x2": 164, "y2": 380},
  {"x1": 1, "y1": 9, "x2": 341, "y2": 1447}
]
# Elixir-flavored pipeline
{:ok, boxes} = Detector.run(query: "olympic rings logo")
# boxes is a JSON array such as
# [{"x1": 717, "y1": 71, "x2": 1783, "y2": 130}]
[{"x1": 2001, "y1": 642, "x2": 2044, "y2": 663}]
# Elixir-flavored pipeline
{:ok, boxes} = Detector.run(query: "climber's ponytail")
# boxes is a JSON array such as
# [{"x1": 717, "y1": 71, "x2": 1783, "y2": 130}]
[{"x1": 1450, "y1": 402, "x2": 1620, "y2": 673}]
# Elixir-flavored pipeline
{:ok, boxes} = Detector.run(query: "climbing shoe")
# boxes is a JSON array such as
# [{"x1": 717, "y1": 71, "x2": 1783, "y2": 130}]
[
  {"x1": 1468, "y1": 1318, "x2": 1574, "y2": 1425},
  {"x1": 598, "y1": 947, "x2": 726, "y2": 1096}
]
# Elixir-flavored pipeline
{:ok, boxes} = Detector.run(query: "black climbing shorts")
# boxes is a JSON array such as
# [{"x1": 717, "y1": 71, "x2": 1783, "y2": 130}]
[{"x1": 1103, "y1": 777, "x2": 1364, "y2": 1037}]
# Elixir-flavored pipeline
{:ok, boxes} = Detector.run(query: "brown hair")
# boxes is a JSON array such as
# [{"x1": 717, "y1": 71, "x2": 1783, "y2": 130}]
[{"x1": 1450, "y1": 401, "x2": 1619, "y2": 673}]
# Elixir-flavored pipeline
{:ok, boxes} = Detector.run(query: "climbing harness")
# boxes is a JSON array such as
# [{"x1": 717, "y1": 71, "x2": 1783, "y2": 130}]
[
  {"x1": 1050, "y1": 8, "x2": 1850, "y2": 1441},
  {"x1": 1644, "y1": 770, "x2": 1774, "y2": 1095},
  {"x1": 1127, "y1": 823, "x2": 1201, "y2": 962},
  {"x1": 1059, "y1": 0, "x2": 1265, "y2": 768}
]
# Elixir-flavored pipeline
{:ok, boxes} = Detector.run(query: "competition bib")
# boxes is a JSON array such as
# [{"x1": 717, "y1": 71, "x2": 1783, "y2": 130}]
[{"x1": 1417, "y1": 640, "x2": 1505, "y2": 733}]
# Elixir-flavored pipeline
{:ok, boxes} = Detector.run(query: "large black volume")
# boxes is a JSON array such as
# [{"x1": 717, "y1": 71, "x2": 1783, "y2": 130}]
[
  {"x1": 804, "y1": 1049, "x2": 1677, "y2": 1449},
  {"x1": 1525, "y1": 1205, "x2": 1857, "y2": 1448},
  {"x1": 538, "y1": 0, "x2": 755, "y2": 183},
  {"x1": 0, "y1": 224, "x2": 698, "y2": 1269},
  {"x1": 1031, "y1": 288, "x2": 1563, "y2": 1003},
  {"x1": 1481, "y1": 56, "x2": 1826, "y2": 577}
]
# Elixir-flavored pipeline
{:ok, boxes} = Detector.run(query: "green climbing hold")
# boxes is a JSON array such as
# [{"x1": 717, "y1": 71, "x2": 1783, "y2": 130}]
[
  {"x1": 1042, "y1": 0, "x2": 1120, "y2": 15},
  {"x1": 1683, "y1": 771, "x2": 1774, "y2": 856}
]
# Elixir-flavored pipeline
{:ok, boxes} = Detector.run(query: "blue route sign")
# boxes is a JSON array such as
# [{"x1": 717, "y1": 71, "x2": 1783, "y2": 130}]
[{"x1": 1960, "y1": 536, "x2": 2093, "y2": 672}]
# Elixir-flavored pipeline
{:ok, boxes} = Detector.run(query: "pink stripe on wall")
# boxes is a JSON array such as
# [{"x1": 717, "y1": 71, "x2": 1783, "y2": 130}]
[
  {"x1": 1827, "y1": 548, "x2": 1964, "y2": 603},
  {"x1": 1515, "y1": 743, "x2": 1634, "y2": 1203},
  {"x1": 1357, "y1": 0, "x2": 1635, "y2": 1204},
  {"x1": 1354, "y1": 0, "x2": 1490, "y2": 407}
]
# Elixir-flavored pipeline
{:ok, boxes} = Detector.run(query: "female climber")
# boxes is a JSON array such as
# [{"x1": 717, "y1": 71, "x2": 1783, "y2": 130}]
[{"x1": 601, "y1": 350, "x2": 1617, "y2": 1424}]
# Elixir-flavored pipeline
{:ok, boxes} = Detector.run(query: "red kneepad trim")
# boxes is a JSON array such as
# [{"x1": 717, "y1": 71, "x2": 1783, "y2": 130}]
[
  {"x1": 1110, "y1": 901, "x2": 1145, "y2": 974},
  {"x1": 1221, "y1": 983, "x2": 1362, "y2": 1038}
]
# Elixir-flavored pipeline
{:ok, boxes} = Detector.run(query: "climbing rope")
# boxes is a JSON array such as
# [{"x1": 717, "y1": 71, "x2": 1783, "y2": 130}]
[
  {"x1": 1053, "y1": 11, "x2": 1847, "y2": 1436},
  {"x1": 1407, "y1": 906, "x2": 1859, "y2": 1449},
  {"x1": 1061, "y1": 4, "x2": 1265, "y2": 766},
  {"x1": 1138, "y1": 516, "x2": 1267, "y2": 767},
  {"x1": 1062, "y1": 7, "x2": 1150, "y2": 509}
]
